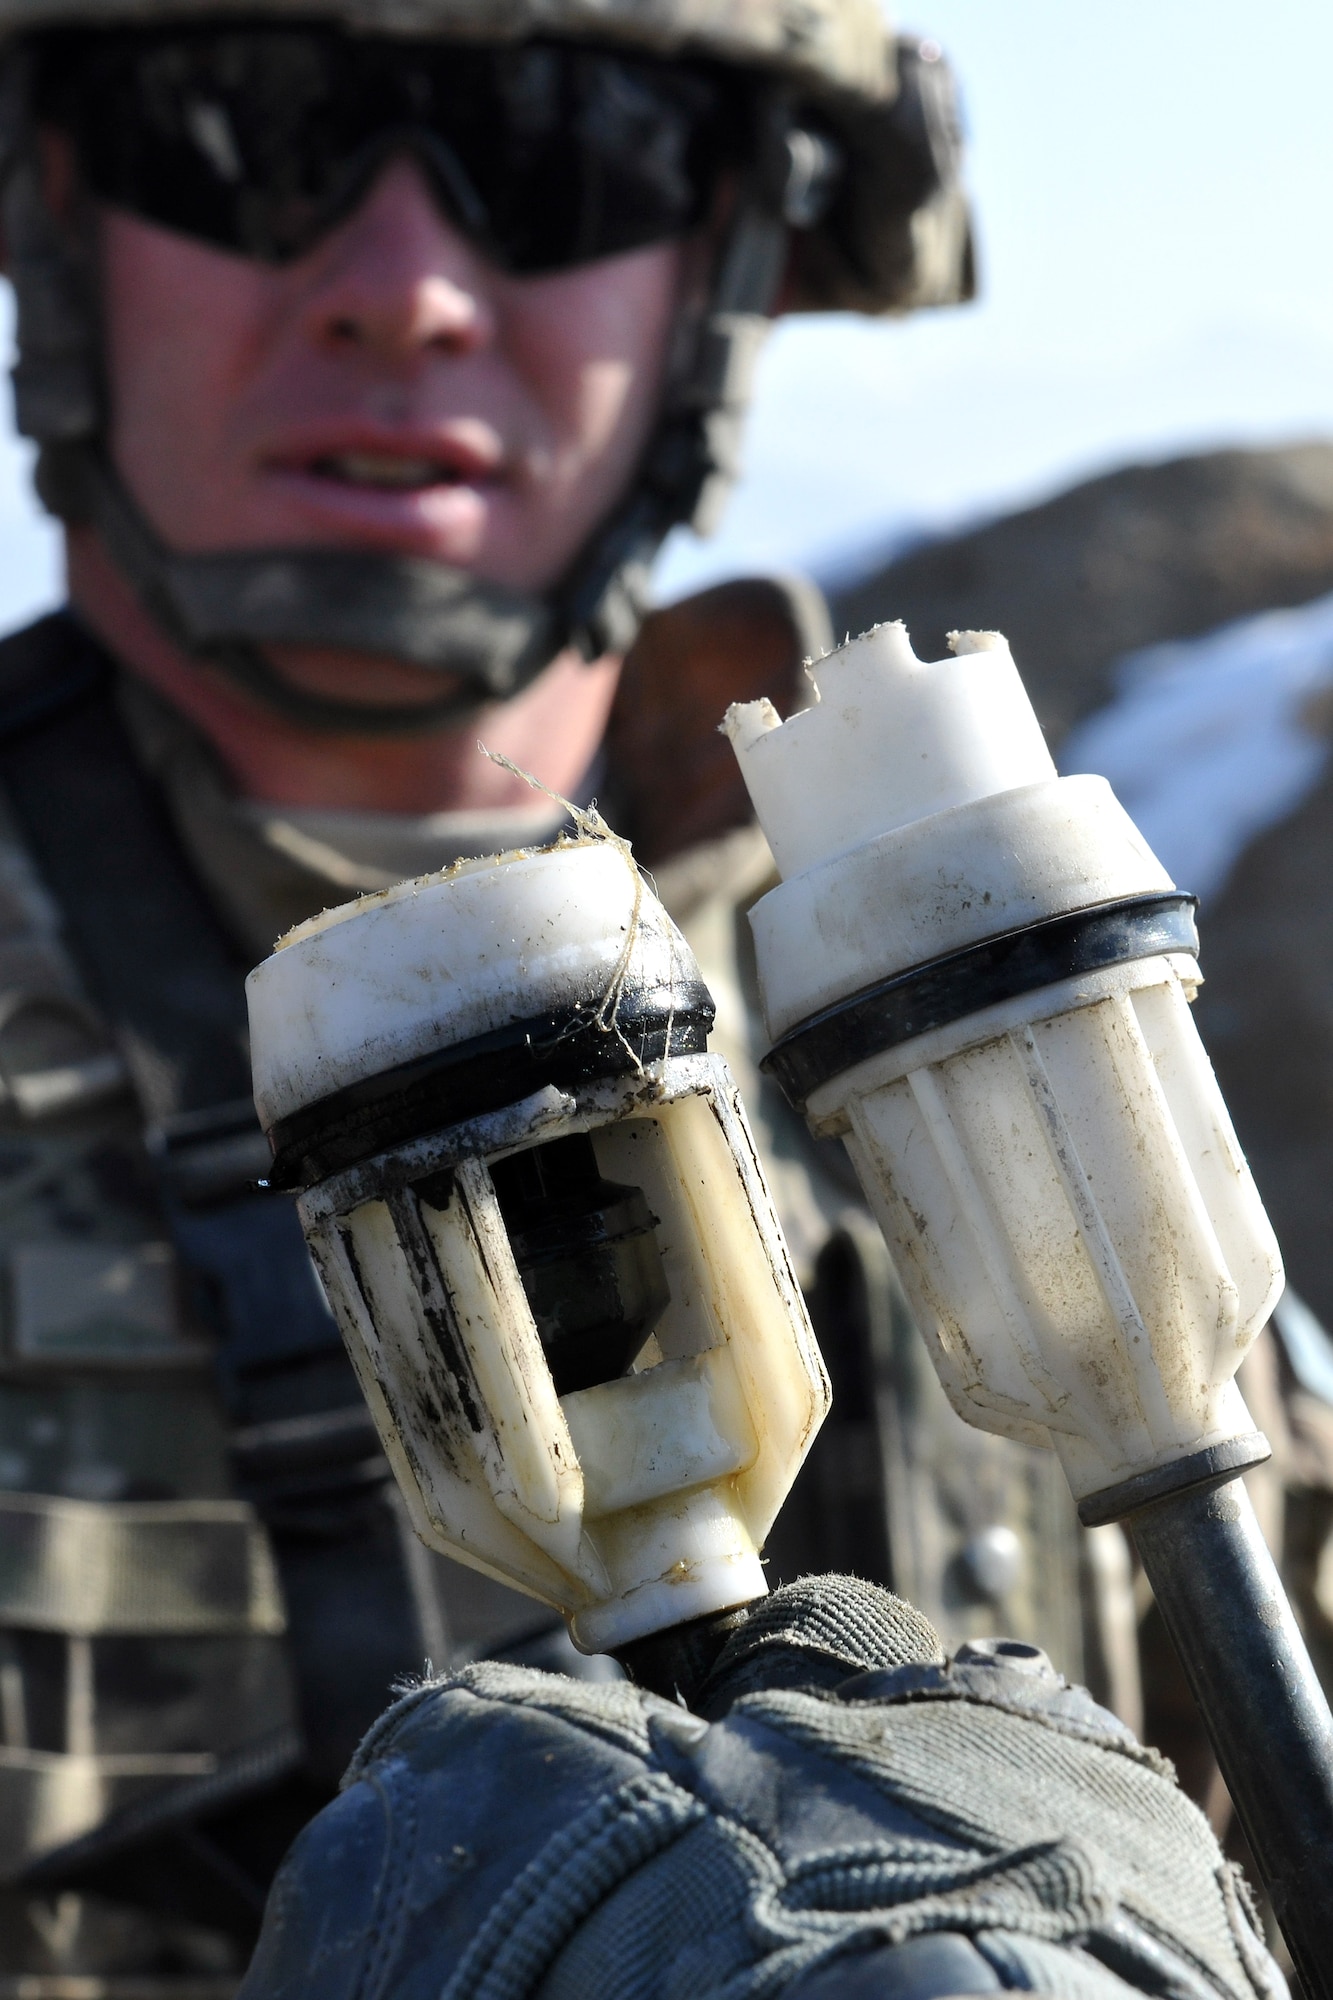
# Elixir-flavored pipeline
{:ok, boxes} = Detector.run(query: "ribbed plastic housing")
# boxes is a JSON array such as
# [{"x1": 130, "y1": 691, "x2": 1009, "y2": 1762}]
[{"x1": 725, "y1": 624, "x2": 1283, "y2": 1507}]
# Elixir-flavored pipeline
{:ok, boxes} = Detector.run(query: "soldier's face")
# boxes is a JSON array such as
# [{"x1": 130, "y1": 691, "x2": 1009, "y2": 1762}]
[{"x1": 95, "y1": 153, "x2": 687, "y2": 594}]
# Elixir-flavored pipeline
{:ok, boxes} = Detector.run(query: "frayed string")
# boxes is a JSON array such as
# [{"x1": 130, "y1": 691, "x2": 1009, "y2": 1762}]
[{"x1": 479, "y1": 745, "x2": 658, "y2": 1079}]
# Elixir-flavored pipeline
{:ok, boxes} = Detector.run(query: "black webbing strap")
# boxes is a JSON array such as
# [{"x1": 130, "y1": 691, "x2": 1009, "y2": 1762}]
[
  {"x1": 762, "y1": 892, "x2": 1201, "y2": 1111},
  {"x1": 0, "y1": 613, "x2": 358, "y2": 1436},
  {"x1": 0, "y1": 612, "x2": 255, "y2": 1120}
]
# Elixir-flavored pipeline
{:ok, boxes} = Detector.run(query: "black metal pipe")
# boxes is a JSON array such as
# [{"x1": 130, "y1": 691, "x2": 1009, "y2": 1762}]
[
  {"x1": 1128, "y1": 1475, "x2": 1333, "y2": 1997},
  {"x1": 613, "y1": 1605, "x2": 753, "y2": 1707}
]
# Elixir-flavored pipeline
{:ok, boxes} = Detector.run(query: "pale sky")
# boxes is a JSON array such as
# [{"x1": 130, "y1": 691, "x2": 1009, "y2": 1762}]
[
  {"x1": 657, "y1": 0, "x2": 1333, "y2": 592},
  {"x1": 1, "y1": 0, "x2": 1332, "y2": 624}
]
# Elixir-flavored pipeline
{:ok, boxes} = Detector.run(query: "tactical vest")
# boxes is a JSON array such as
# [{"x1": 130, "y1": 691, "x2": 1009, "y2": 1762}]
[{"x1": 0, "y1": 614, "x2": 586, "y2": 1993}]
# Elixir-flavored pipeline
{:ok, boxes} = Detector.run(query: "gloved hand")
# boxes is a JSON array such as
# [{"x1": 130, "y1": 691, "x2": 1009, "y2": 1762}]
[{"x1": 239, "y1": 1576, "x2": 1284, "y2": 2000}]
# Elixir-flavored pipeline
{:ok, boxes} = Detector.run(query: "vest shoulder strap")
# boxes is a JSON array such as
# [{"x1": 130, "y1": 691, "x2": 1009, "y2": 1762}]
[
  {"x1": 0, "y1": 611, "x2": 254, "y2": 1124},
  {"x1": 0, "y1": 612, "x2": 352, "y2": 1410}
]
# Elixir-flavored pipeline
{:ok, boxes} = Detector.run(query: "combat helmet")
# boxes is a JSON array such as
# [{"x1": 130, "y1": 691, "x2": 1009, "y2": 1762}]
[{"x1": 0, "y1": 0, "x2": 975, "y2": 731}]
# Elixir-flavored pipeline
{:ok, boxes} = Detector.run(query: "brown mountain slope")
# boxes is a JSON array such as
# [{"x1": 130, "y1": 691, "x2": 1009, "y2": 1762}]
[{"x1": 830, "y1": 441, "x2": 1333, "y2": 747}]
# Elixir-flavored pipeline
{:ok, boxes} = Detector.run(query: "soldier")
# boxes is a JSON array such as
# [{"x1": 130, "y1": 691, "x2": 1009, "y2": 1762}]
[{"x1": 0, "y1": 0, "x2": 1120, "y2": 1990}]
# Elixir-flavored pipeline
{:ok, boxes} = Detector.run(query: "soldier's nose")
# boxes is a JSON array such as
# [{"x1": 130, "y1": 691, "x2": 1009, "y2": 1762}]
[{"x1": 304, "y1": 155, "x2": 497, "y2": 362}]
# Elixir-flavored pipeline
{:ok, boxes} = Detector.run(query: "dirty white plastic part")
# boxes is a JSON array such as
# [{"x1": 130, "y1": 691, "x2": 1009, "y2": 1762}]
[
  {"x1": 727, "y1": 624, "x2": 1056, "y2": 882},
  {"x1": 250, "y1": 842, "x2": 686, "y2": 1132},
  {"x1": 723, "y1": 623, "x2": 1284, "y2": 1508},
  {"x1": 247, "y1": 844, "x2": 829, "y2": 1653},
  {"x1": 745, "y1": 771, "x2": 1175, "y2": 1041}
]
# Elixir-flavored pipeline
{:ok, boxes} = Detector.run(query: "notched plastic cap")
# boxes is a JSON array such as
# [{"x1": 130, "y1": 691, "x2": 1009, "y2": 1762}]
[{"x1": 723, "y1": 619, "x2": 1055, "y2": 880}]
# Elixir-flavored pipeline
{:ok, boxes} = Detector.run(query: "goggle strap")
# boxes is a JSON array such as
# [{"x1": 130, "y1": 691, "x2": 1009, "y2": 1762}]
[{"x1": 561, "y1": 160, "x2": 792, "y2": 657}]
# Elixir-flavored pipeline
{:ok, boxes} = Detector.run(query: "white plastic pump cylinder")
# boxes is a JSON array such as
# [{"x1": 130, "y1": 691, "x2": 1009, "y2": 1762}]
[
  {"x1": 724, "y1": 622, "x2": 1284, "y2": 1513},
  {"x1": 726, "y1": 623, "x2": 1056, "y2": 879},
  {"x1": 246, "y1": 836, "x2": 830, "y2": 1652}
]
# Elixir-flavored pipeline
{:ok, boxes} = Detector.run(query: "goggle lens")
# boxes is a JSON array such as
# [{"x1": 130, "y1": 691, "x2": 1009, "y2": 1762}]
[{"x1": 36, "y1": 27, "x2": 747, "y2": 274}]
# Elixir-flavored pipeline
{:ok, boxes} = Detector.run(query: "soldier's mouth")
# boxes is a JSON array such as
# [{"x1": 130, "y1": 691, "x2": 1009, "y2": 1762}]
[{"x1": 307, "y1": 453, "x2": 471, "y2": 490}]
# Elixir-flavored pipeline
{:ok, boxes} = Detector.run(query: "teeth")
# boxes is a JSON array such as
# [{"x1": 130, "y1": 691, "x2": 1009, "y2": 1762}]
[{"x1": 315, "y1": 453, "x2": 459, "y2": 489}]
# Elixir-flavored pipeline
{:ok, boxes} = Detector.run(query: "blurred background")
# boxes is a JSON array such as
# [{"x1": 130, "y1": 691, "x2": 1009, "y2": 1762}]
[{"x1": 655, "y1": 0, "x2": 1333, "y2": 600}]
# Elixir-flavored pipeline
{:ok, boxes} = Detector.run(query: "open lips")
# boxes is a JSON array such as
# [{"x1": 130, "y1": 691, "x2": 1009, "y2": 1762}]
[{"x1": 306, "y1": 451, "x2": 475, "y2": 489}]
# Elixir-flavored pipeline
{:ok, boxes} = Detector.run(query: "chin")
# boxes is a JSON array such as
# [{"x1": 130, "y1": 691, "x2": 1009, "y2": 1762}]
[{"x1": 243, "y1": 470, "x2": 506, "y2": 572}]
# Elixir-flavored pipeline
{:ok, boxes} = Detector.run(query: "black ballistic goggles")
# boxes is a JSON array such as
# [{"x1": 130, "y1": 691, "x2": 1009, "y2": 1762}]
[{"x1": 35, "y1": 26, "x2": 751, "y2": 274}]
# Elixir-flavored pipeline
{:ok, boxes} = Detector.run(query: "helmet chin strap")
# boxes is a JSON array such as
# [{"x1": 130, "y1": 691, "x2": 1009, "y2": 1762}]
[
  {"x1": 7, "y1": 70, "x2": 798, "y2": 736},
  {"x1": 41, "y1": 439, "x2": 566, "y2": 734}
]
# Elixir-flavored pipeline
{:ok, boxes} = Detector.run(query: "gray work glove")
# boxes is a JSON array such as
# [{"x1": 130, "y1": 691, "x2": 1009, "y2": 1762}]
[{"x1": 238, "y1": 1576, "x2": 1284, "y2": 2000}]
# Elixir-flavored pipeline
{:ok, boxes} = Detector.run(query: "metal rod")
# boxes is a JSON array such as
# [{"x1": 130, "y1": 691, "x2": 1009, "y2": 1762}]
[{"x1": 1128, "y1": 1474, "x2": 1333, "y2": 1996}]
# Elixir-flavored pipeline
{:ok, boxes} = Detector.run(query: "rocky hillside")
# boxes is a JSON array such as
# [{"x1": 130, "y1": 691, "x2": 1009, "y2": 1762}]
[{"x1": 830, "y1": 441, "x2": 1333, "y2": 746}]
